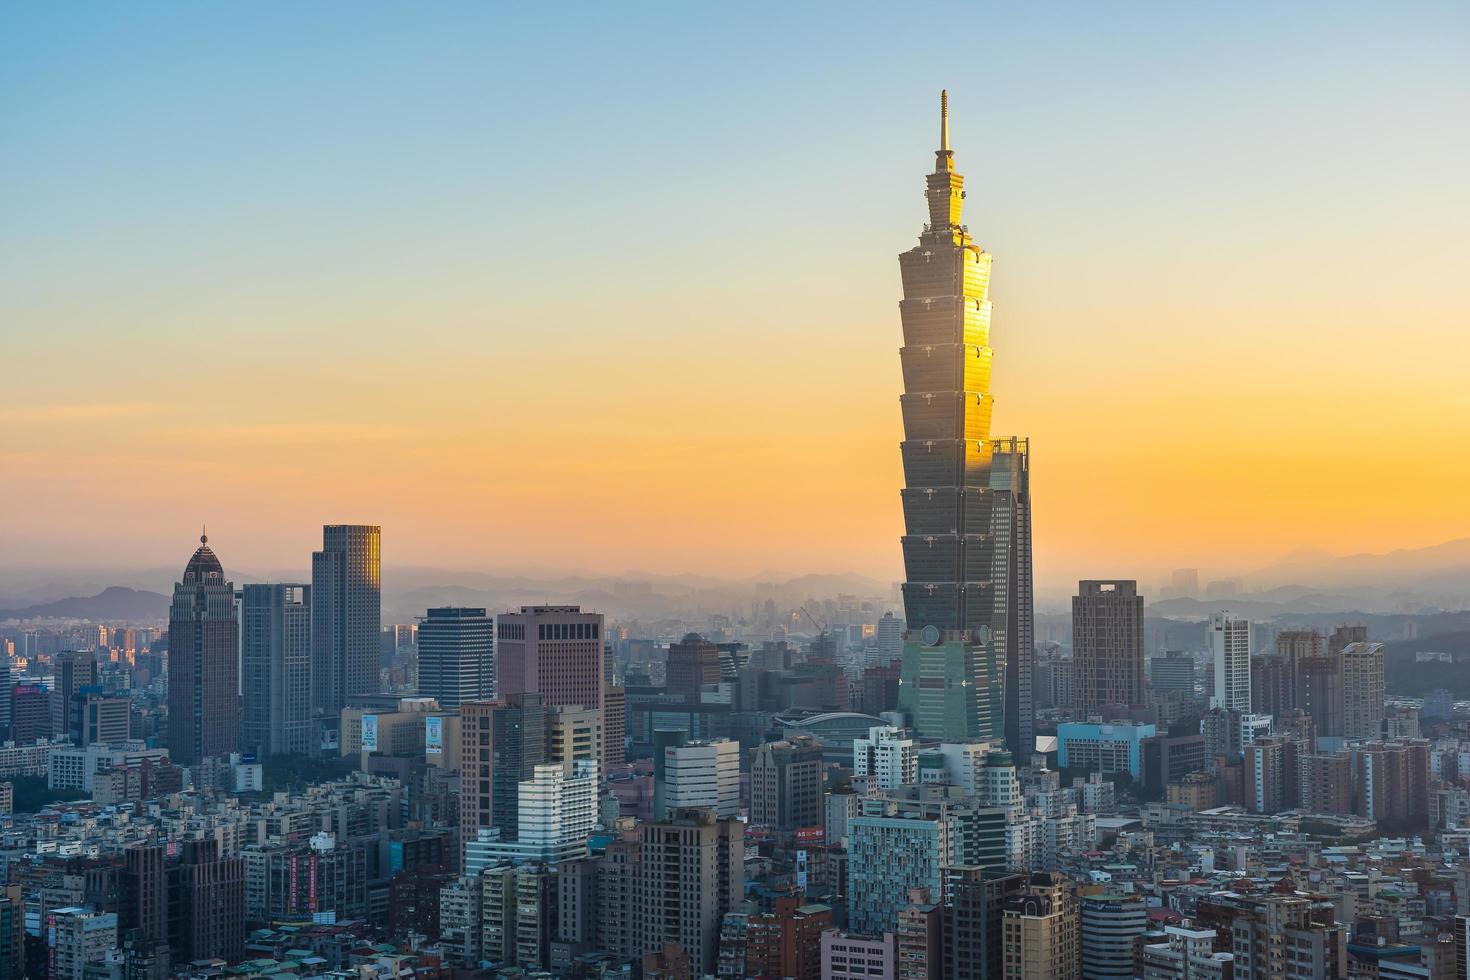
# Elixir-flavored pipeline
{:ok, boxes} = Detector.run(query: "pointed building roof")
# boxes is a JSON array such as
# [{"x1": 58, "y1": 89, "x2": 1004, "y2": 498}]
[{"x1": 182, "y1": 526, "x2": 224, "y2": 584}]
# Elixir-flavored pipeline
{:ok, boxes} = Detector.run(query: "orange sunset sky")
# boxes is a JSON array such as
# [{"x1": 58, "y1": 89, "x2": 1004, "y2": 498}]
[{"x1": 3, "y1": 4, "x2": 1468, "y2": 595}]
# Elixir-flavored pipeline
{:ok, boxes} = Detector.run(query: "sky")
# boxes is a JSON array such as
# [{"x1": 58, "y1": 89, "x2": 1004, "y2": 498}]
[{"x1": 2, "y1": 2, "x2": 1468, "y2": 596}]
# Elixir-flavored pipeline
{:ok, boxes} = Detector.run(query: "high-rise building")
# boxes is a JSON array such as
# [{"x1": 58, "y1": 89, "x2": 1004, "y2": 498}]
[
  {"x1": 749, "y1": 736, "x2": 823, "y2": 834},
  {"x1": 9, "y1": 683, "x2": 51, "y2": 743},
  {"x1": 1149, "y1": 651, "x2": 1196, "y2": 695},
  {"x1": 1169, "y1": 568, "x2": 1199, "y2": 599},
  {"x1": 1080, "y1": 894, "x2": 1147, "y2": 980},
  {"x1": 546, "y1": 703, "x2": 602, "y2": 778},
  {"x1": 1207, "y1": 612, "x2": 1251, "y2": 713},
  {"x1": 1072, "y1": 581, "x2": 1146, "y2": 717},
  {"x1": 47, "y1": 907, "x2": 117, "y2": 980},
  {"x1": 168, "y1": 838, "x2": 246, "y2": 965},
  {"x1": 946, "y1": 866, "x2": 1026, "y2": 980},
  {"x1": 311, "y1": 524, "x2": 382, "y2": 725},
  {"x1": 876, "y1": 613, "x2": 905, "y2": 666},
  {"x1": 661, "y1": 739, "x2": 741, "y2": 819},
  {"x1": 457, "y1": 695, "x2": 546, "y2": 865},
  {"x1": 848, "y1": 801, "x2": 958, "y2": 936},
  {"x1": 1299, "y1": 752, "x2": 1352, "y2": 815},
  {"x1": 74, "y1": 693, "x2": 129, "y2": 747},
  {"x1": 853, "y1": 725, "x2": 918, "y2": 789},
  {"x1": 604, "y1": 684, "x2": 626, "y2": 770},
  {"x1": 1001, "y1": 871, "x2": 1080, "y2": 980},
  {"x1": 417, "y1": 607, "x2": 494, "y2": 709},
  {"x1": 1244, "y1": 734, "x2": 1298, "y2": 814},
  {"x1": 1229, "y1": 893, "x2": 1341, "y2": 980},
  {"x1": 744, "y1": 895, "x2": 832, "y2": 980},
  {"x1": 895, "y1": 94, "x2": 1032, "y2": 753},
  {"x1": 495, "y1": 606, "x2": 604, "y2": 717},
  {"x1": 1340, "y1": 641, "x2": 1385, "y2": 740},
  {"x1": 1249, "y1": 654, "x2": 1294, "y2": 720},
  {"x1": 636, "y1": 807, "x2": 744, "y2": 976},
  {"x1": 1328, "y1": 624, "x2": 1368, "y2": 658},
  {"x1": 896, "y1": 888, "x2": 945, "y2": 980},
  {"x1": 166, "y1": 531, "x2": 239, "y2": 765},
  {"x1": 51, "y1": 651, "x2": 97, "y2": 739},
  {"x1": 240, "y1": 583, "x2": 312, "y2": 758},
  {"x1": 465, "y1": 761, "x2": 598, "y2": 872},
  {"x1": 1297, "y1": 651, "x2": 1344, "y2": 738},
  {"x1": 665, "y1": 634, "x2": 721, "y2": 700}
]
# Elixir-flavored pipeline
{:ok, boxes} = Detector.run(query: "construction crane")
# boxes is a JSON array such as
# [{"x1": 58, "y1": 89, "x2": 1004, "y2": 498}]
[{"x1": 798, "y1": 606, "x2": 828, "y2": 635}]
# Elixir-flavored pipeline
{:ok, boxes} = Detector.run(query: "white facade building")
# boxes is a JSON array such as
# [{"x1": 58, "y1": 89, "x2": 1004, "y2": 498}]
[
  {"x1": 1208, "y1": 612, "x2": 1251, "y2": 712},
  {"x1": 854, "y1": 726, "x2": 917, "y2": 790},
  {"x1": 663, "y1": 739, "x2": 741, "y2": 819}
]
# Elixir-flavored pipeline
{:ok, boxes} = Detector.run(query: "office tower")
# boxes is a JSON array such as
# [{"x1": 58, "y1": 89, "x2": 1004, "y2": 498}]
[
  {"x1": 51, "y1": 651, "x2": 97, "y2": 737},
  {"x1": 1072, "y1": 581, "x2": 1146, "y2": 717},
  {"x1": 1244, "y1": 734, "x2": 1298, "y2": 814},
  {"x1": 853, "y1": 725, "x2": 918, "y2": 789},
  {"x1": 1169, "y1": 568, "x2": 1199, "y2": 599},
  {"x1": 495, "y1": 606, "x2": 604, "y2": 717},
  {"x1": 1002, "y1": 871, "x2": 1080, "y2": 980},
  {"x1": 1080, "y1": 894, "x2": 1148, "y2": 980},
  {"x1": 661, "y1": 739, "x2": 741, "y2": 819},
  {"x1": 749, "y1": 736, "x2": 823, "y2": 834},
  {"x1": 123, "y1": 845, "x2": 168, "y2": 951},
  {"x1": 1207, "y1": 612, "x2": 1251, "y2": 713},
  {"x1": 47, "y1": 907, "x2": 118, "y2": 980},
  {"x1": 466, "y1": 761, "x2": 599, "y2": 872},
  {"x1": 239, "y1": 583, "x2": 312, "y2": 758},
  {"x1": 665, "y1": 633, "x2": 720, "y2": 700},
  {"x1": 75, "y1": 694, "x2": 129, "y2": 746},
  {"x1": 9, "y1": 684, "x2": 51, "y2": 742},
  {"x1": 876, "y1": 612, "x2": 905, "y2": 666},
  {"x1": 1229, "y1": 894, "x2": 1342, "y2": 980},
  {"x1": 1340, "y1": 641, "x2": 1385, "y2": 739},
  {"x1": 1149, "y1": 651, "x2": 1195, "y2": 694},
  {"x1": 603, "y1": 684, "x2": 626, "y2": 769},
  {"x1": 636, "y1": 807, "x2": 744, "y2": 976},
  {"x1": 168, "y1": 839, "x2": 245, "y2": 964},
  {"x1": 895, "y1": 93, "x2": 1033, "y2": 753},
  {"x1": 166, "y1": 531, "x2": 239, "y2": 765},
  {"x1": 417, "y1": 607, "x2": 494, "y2": 709},
  {"x1": 240, "y1": 840, "x2": 369, "y2": 925},
  {"x1": 546, "y1": 703, "x2": 602, "y2": 777},
  {"x1": 311, "y1": 524, "x2": 382, "y2": 722},
  {"x1": 744, "y1": 895, "x2": 832, "y2": 980},
  {"x1": 1328, "y1": 624, "x2": 1368, "y2": 658},
  {"x1": 945, "y1": 867, "x2": 1025, "y2": 980},
  {"x1": 457, "y1": 696, "x2": 545, "y2": 863}
]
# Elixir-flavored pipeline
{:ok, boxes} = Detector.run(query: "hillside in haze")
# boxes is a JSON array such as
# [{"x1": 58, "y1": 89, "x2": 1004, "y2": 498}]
[{"x1": 0, "y1": 586, "x2": 169, "y2": 623}]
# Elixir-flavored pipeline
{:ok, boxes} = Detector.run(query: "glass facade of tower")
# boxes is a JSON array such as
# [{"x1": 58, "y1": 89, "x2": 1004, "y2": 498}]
[{"x1": 898, "y1": 95, "x2": 1034, "y2": 750}]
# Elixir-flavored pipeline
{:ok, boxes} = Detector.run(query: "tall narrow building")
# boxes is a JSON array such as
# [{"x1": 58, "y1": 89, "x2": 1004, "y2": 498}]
[
  {"x1": 240, "y1": 583, "x2": 313, "y2": 757},
  {"x1": 167, "y1": 531, "x2": 239, "y2": 765},
  {"x1": 895, "y1": 92, "x2": 1033, "y2": 751},
  {"x1": 1207, "y1": 611, "x2": 1251, "y2": 713},
  {"x1": 1071, "y1": 581, "x2": 1145, "y2": 718},
  {"x1": 311, "y1": 525, "x2": 382, "y2": 734},
  {"x1": 418, "y1": 607, "x2": 495, "y2": 708}
]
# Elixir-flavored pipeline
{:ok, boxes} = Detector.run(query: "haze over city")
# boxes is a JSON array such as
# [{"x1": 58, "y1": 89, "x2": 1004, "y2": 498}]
[{"x1": 5, "y1": 2, "x2": 1468, "y2": 596}]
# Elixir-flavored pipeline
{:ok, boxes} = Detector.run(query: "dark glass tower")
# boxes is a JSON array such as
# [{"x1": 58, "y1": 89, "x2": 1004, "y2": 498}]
[
  {"x1": 167, "y1": 530, "x2": 240, "y2": 765},
  {"x1": 897, "y1": 93, "x2": 1034, "y2": 751}
]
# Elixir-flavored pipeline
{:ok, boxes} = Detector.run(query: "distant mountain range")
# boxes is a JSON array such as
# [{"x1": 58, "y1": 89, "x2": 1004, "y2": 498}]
[{"x1": 0, "y1": 586, "x2": 169, "y2": 623}]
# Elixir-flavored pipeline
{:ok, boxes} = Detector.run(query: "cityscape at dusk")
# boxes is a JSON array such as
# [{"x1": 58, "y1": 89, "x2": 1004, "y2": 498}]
[{"x1": 3, "y1": 4, "x2": 1470, "y2": 980}]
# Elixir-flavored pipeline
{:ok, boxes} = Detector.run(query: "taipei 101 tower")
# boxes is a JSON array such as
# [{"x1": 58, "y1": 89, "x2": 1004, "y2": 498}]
[{"x1": 896, "y1": 92, "x2": 1034, "y2": 753}]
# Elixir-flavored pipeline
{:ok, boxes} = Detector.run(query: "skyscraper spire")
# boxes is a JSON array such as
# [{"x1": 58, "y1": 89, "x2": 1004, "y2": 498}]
[{"x1": 940, "y1": 88, "x2": 949, "y2": 152}]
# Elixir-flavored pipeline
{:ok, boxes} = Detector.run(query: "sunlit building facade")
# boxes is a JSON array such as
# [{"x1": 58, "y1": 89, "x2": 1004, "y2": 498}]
[{"x1": 896, "y1": 93, "x2": 1033, "y2": 751}]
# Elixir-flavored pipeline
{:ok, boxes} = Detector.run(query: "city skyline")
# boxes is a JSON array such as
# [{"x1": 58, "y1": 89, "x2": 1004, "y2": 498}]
[{"x1": 5, "y1": 3, "x2": 1469, "y2": 593}]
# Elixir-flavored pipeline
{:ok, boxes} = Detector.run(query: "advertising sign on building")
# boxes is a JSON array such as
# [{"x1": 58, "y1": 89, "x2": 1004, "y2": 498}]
[
  {"x1": 361, "y1": 715, "x2": 378, "y2": 752},
  {"x1": 425, "y1": 716, "x2": 442, "y2": 755}
]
